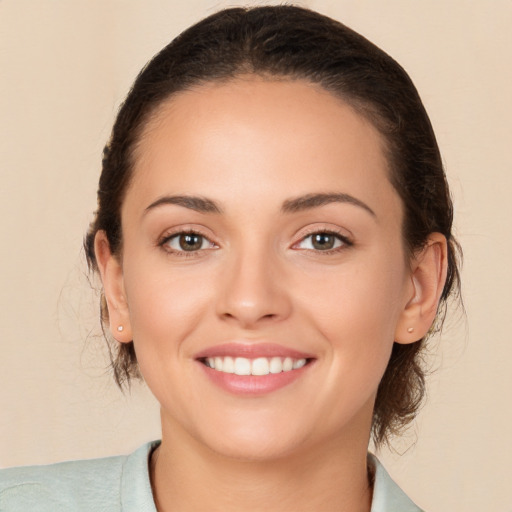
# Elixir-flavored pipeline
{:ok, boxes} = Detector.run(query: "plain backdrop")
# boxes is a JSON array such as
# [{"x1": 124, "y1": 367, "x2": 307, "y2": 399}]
[{"x1": 1, "y1": 1, "x2": 511, "y2": 511}]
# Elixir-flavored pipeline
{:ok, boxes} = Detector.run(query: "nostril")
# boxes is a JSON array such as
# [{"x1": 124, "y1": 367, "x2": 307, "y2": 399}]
[{"x1": 216, "y1": 279, "x2": 293, "y2": 327}]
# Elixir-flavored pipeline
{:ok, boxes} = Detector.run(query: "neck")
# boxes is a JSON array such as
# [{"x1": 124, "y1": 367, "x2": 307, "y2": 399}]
[{"x1": 150, "y1": 416, "x2": 373, "y2": 512}]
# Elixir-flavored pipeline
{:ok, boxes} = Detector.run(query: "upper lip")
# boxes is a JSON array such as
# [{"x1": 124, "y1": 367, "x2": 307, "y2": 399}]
[{"x1": 194, "y1": 342, "x2": 315, "y2": 360}]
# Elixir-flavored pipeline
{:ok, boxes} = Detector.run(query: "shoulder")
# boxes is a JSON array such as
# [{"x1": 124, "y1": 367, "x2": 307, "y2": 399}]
[
  {"x1": 369, "y1": 454, "x2": 425, "y2": 512},
  {"x1": 0, "y1": 441, "x2": 158, "y2": 512},
  {"x1": 0, "y1": 454, "x2": 126, "y2": 512}
]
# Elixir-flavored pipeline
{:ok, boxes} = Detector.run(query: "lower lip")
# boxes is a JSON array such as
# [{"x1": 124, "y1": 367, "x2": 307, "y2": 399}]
[{"x1": 197, "y1": 361, "x2": 312, "y2": 395}]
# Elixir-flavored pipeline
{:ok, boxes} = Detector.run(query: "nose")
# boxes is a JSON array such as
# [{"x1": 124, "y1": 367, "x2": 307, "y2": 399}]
[{"x1": 215, "y1": 248, "x2": 292, "y2": 329}]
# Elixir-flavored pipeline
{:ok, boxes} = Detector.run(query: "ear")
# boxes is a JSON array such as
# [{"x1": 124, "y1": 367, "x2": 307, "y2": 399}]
[
  {"x1": 94, "y1": 230, "x2": 132, "y2": 343},
  {"x1": 394, "y1": 233, "x2": 448, "y2": 344}
]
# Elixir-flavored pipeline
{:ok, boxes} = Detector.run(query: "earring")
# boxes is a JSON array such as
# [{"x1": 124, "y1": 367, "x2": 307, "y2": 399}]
[
  {"x1": 407, "y1": 327, "x2": 414, "y2": 333},
  {"x1": 117, "y1": 325, "x2": 124, "y2": 332}
]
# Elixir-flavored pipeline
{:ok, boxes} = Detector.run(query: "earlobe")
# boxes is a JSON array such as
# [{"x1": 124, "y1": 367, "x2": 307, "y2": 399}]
[
  {"x1": 94, "y1": 231, "x2": 133, "y2": 343},
  {"x1": 395, "y1": 233, "x2": 448, "y2": 344}
]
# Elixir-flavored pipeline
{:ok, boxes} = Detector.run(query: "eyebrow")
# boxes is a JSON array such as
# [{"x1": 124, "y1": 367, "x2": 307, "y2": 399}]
[
  {"x1": 281, "y1": 193, "x2": 376, "y2": 217},
  {"x1": 144, "y1": 195, "x2": 223, "y2": 215},
  {"x1": 143, "y1": 192, "x2": 375, "y2": 218}
]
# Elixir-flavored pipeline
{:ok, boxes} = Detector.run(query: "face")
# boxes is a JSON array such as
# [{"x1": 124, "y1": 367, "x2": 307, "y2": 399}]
[{"x1": 108, "y1": 78, "x2": 417, "y2": 460}]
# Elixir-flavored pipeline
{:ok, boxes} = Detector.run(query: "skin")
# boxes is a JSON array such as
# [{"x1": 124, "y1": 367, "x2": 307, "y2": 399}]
[{"x1": 95, "y1": 77, "x2": 447, "y2": 511}]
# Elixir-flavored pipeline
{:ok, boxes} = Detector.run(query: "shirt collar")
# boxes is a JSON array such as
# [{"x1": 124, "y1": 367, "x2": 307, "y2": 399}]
[
  {"x1": 120, "y1": 442, "x2": 423, "y2": 512},
  {"x1": 368, "y1": 453, "x2": 424, "y2": 512}
]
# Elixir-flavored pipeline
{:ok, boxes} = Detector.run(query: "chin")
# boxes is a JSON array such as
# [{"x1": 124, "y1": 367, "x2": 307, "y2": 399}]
[
  {"x1": 181, "y1": 409, "x2": 310, "y2": 462},
  {"x1": 203, "y1": 430, "x2": 304, "y2": 463}
]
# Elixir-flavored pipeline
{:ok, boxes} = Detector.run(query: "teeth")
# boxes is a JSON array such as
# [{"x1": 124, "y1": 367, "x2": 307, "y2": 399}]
[
  {"x1": 293, "y1": 358, "x2": 306, "y2": 369},
  {"x1": 205, "y1": 356, "x2": 307, "y2": 375},
  {"x1": 234, "y1": 357, "x2": 251, "y2": 375},
  {"x1": 269, "y1": 357, "x2": 283, "y2": 374},
  {"x1": 251, "y1": 357, "x2": 269, "y2": 376},
  {"x1": 223, "y1": 356, "x2": 235, "y2": 374}
]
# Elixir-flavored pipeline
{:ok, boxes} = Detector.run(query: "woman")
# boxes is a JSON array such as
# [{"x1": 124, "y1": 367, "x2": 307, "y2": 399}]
[{"x1": 0, "y1": 5, "x2": 460, "y2": 511}]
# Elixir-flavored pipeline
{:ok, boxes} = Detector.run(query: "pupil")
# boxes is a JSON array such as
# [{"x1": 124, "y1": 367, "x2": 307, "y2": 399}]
[
  {"x1": 179, "y1": 234, "x2": 202, "y2": 251},
  {"x1": 312, "y1": 233, "x2": 334, "y2": 250}
]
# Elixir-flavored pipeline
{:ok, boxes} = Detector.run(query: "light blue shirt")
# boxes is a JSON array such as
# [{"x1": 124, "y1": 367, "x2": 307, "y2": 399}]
[{"x1": 0, "y1": 442, "x2": 423, "y2": 511}]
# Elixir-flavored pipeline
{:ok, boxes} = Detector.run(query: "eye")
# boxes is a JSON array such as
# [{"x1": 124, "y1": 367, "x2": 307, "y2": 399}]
[
  {"x1": 162, "y1": 232, "x2": 215, "y2": 252},
  {"x1": 295, "y1": 231, "x2": 350, "y2": 251}
]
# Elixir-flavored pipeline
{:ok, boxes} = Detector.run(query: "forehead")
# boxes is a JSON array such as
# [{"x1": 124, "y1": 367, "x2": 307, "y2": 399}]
[{"x1": 126, "y1": 77, "x2": 400, "y2": 220}]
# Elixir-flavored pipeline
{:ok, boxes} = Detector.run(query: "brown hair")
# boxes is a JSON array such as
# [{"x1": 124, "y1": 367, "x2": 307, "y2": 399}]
[{"x1": 84, "y1": 5, "x2": 461, "y2": 446}]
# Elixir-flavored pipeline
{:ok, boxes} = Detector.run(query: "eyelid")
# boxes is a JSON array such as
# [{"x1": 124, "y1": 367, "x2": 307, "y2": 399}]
[
  {"x1": 157, "y1": 226, "x2": 219, "y2": 255},
  {"x1": 157, "y1": 224, "x2": 217, "y2": 243},
  {"x1": 291, "y1": 226, "x2": 354, "y2": 251}
]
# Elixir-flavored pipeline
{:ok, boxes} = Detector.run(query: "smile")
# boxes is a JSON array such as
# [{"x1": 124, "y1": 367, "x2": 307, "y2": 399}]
[
  {"x1": 195, "y1": 343, "x2": 315, "y2": 395},
  {"x1": 204, "y1": 356, "x2": 307, "y2": 376}
]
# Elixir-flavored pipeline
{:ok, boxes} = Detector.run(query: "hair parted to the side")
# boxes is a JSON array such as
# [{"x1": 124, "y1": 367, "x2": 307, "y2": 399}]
[{"x1": 84, "y1": 5, "x2": 461, "y2": 447}]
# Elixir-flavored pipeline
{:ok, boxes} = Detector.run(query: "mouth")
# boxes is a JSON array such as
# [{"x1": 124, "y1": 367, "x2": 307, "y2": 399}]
[
  {"x1": 194, "y1": 343, "x2": 315, "y2": 395},
  {"x1": 199, "y1": 356, "x2": 311, "y2": 375}
]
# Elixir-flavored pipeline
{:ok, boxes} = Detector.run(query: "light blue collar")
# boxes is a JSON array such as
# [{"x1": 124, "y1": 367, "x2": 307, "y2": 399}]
[
  {"x1": 369, "y1": 453, "x2": 424, "y2": 512},
  {"x1": 120, "y1": 442, "x2": 423, "y2": 512}
]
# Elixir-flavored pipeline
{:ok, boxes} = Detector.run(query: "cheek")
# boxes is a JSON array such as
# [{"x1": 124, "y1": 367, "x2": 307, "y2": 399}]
[
  {"x1": 122, "y1": 258, "x2": 215, "y2": 349},
  {"x1": 306, "y1": 257, "x2": 405, "y2": 325},
  {"x1": 121, "y1": 259, "x2": 217, "y2": 408},
  {"x1": 299, "y1": 250, "x2": 408, "y2": 367}
]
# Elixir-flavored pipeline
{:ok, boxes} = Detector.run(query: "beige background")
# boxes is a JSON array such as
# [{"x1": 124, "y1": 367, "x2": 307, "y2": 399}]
[{"x1": 1, "y1": 1, "x2": 511, "y2": 510}]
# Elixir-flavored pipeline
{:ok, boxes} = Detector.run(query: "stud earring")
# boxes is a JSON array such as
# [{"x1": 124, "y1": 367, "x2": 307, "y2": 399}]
[
  {"x1": 117, "y1": 325, "x2": 124, "y2": 332},
  {"x1": 407, "y1": 327, "x2": 414, "y2": 333}
]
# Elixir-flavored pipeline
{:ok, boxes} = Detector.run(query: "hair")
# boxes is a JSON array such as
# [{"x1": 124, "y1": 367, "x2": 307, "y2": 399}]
[{"x1": 84, "y1": 5, "x2": 461, "y2": 447}]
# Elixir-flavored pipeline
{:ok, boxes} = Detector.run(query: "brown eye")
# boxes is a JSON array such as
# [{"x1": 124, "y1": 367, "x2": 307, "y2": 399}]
[
  {"x1": 179, "y1": 233, "x2": 203, "y2": 251},
  {"x1": 311, "y1": 233, "x2": 336, "y2": 250},
  {"x1": 164, "y1": 232, "x2": 214, "y2": 252},
  {"x1": 295, "y1": 231, "x2": 349, "y2": 252}
]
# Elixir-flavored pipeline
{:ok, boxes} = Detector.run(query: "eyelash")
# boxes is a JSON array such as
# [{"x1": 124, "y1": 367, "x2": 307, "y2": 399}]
[
  {"x1": 294, "y1": 229, "x2": 353, "y2": 254},
  {"x1": 158, "y1": 228, "x2": 353, "y2": 258},
  {"x1": 158, "y1": 229, "x2": 217, "y2": 258}
]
